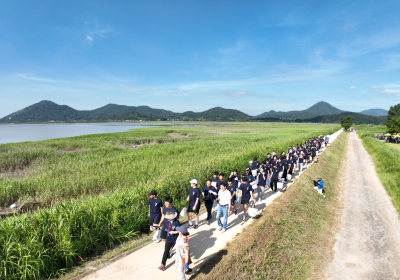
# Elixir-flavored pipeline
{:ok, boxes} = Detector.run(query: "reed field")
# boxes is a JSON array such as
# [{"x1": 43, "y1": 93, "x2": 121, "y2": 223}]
[
  {"x1": 356, "y1": 125, "x2": 400, "y2": 213},
  {"x1": 0, "y1": 123, "x2": 338, "y2": 279}
]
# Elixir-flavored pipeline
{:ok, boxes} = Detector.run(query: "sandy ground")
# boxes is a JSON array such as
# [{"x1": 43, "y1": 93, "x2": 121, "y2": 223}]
[
  {"x1": 326, "y1": 132, "x2": 400, "y2": 280},
  {"x1": 77, "y1": 130, "x2": 343, "y2": 280}
]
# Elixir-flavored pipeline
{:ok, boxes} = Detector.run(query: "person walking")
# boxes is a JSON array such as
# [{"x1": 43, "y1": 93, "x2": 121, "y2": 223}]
[
  {"x1": 211, "y1": 171, "x2": 221, "y2": 213},
  {"x1": 172, "y1": 225, "x2": 191, "y2": 279},
  {"x1": 187, "y1": 179, "x2": 200, "y2": 229},
  {"x1": 148, "y1": 190, "x2": 163, "y2": 243},
  {"x1": 202, "y1": 179, "x2": 217, "y2": 225},
  {"x1": 256, "y1": 167, "x2": 266, "y2": 202},
  {"x1": 158, "y1": 211, "x2": 180, "y2": 271},
  {"x1": 159, "y1": 197, "x2": 179, "y2": 242},
  {"x1": 216, "y1": 182, "x2": 231, "y2": 232},
  {"x1": 269, "y1": 163, "x2": 279, "y2": 193},
  {"x1": 227, "y1": 178, "x2": 237, "y2": 215},
  {"x1": 238, "y1": 177, "x2": 255, "y2": 221}
]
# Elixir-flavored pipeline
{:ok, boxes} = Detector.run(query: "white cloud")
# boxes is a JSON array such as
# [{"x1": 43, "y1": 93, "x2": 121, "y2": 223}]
[
  {"x1": 86, "y1": 35, "x2": 93, "y2": 42},
  {"x1": 382, "y1": 89, "x2": 400, "y2": 95},
  {"x1": 349, "y1": 86, "x2": 355, "y2": 90},
  {"x1": 370, "y1": 86, "x2": 381, "y2": 92}
]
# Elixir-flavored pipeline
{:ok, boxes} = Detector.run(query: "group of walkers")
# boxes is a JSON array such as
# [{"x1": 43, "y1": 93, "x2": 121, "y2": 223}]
[{"x1": 148, "y1": 135, "x2": 330, "y2": 280}]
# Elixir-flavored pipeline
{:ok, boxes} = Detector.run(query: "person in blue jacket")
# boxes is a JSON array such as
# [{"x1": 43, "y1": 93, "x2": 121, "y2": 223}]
[{"x1": 314, "y1": 177, "x2": 325, "y2": 197}]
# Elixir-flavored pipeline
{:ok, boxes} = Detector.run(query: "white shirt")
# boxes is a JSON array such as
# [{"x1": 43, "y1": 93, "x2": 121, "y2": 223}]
[{"x1": 217, "y1": 189, "x2": 231, "y2": 206}]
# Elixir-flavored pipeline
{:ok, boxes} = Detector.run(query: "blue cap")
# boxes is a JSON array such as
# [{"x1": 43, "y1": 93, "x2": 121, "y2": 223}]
[{"x1": 176, "y1": 225, "x2": 188, "y2": 234}]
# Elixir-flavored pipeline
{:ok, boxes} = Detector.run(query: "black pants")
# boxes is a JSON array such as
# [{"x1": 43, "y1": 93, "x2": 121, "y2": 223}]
[
  {"x1": 161, "y1": 242, "x2": 174, "y2": 266},
  {"x1": 270, "y1": 178, "x2": 278, "y2": 192},
  {"x1": 205, "y1": 202, "x2": 213, "y2": 221},
  {"x1": 282, "y1": 169, "x2": 288, "y2": 181}
]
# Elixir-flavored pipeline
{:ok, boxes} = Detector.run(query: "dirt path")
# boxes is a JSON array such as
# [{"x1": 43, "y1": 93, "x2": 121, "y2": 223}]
[
  {"x1": 76, "y1": 130, "x2": 343, "y2": 280},
  {"x1": 326, "y1": 132, "x2": 400, "y2": 280}
]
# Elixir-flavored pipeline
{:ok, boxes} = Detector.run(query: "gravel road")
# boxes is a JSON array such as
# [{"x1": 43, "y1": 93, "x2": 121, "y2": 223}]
[{"x1": 326, "y1": 132, "x2": 400, "y2": 280}]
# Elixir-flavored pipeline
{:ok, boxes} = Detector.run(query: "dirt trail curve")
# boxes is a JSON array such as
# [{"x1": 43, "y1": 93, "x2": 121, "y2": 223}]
[
  {"x1": 77, "y1": 130, "x2": 343, "y2": 280},
  {"x1": 326, "y1": 132, "x2": 400, "y2": 280}
]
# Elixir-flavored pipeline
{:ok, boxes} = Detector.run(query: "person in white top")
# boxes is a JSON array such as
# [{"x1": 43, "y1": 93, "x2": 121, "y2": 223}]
[
  {"x1": 172, "y1": 225, "x2": 191, "y2": 280},
  {"x1": 216, "y1": 182, "x2": 231, "y2": 232}
]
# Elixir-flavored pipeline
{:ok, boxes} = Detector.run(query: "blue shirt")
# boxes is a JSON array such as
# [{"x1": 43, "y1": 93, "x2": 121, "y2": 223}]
[
  {"x1": 148, "y1": 197, "x2": 162, "y2": 219},
  {"x1": 202, "y1": 185, "x2": 217, "y2": 205},
  {"x1": 271, "y1": 167, "x2": 280, "y2": 179},
  {"x1": 258, "y1": 172, "x2": 266, "y2": 186},
  {"x1": 229, "y1": 174, "x2": 240, "y2": 188},
  {"x1": 317, "y1": 180, "x2": 324, "y2": 190},
  {"x1": 227, "y1": 184, "x2": 237, "y2": 199},
  {"x1": 166, "y1": 219, "x2": 181, "y2": 243},
  {"x1": 211, "y1": 178, "x2": 221, "y2": 191},
  {"x1": 188, "y1": 187, "x2": 200, "y2": 206},
  {"x1": 162, "y1": 206, "x2": 179, "y2": 226},
  {"x1": 239, "y1": 183, "x2": 253, "y2": 200}
]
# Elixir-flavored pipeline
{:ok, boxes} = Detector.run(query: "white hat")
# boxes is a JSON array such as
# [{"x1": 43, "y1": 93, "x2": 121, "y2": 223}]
[
  {"x1": 190, "y1": 179, "x2": 197, "y2": 184},
  {"x1": 249, "y1": 161, "x2": 253, "y2": 164}
]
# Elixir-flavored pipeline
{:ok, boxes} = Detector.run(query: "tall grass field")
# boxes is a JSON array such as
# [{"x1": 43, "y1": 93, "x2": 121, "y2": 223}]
[
  {"x1": 0, "y1": 123, "x2": 338, "y2": 279},
  {"x1": 356, "y1": 125, "x2": 400, "y2": 213}
]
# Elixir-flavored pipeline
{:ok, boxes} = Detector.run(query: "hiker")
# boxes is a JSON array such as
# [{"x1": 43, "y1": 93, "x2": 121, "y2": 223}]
[
  {"x1": 250, "y1": 157, "x2": 260, "y2": 176},
  {"x1": 264, "y1": 152, "x2": 272, "y2": 163},
  {"x1": 158, "y1": 211, "x2": 180, "y2": 271},
  {"x1": 269, "y1": 163, "x2": 279, "y2": 193},
  {"x1": 256, "y1": 166, "x2": 266, "y2": 202},
  {"x1": 264, "y1": 160, "x2": 271, "y2": 187},
  {"x1": 314, "y1": 177, "x2": 325, "y2": 197},
  {"x1": 277, "y1": 157, "x2": 285, "y2": 184},
  {"x1": 219, "y1": 173, "x2": 227, "y2": 188},
  {"x1": 216, "y1": 182, "x2": 231, "y2": 232},
  {"x1": 211, "y1": 171, "x2": 221, "y2": 213},
  {"x1": 159, "y1": 197, "x2": 179, "y2": 242},
  {"x1": 187, "y1": 179, "x2": 200, "y2": 229},
  {"x1": 227, "y1": 178, "x2": 237, "y2": 215},
  {"x1": 238, "y1": 176, "x2": 255, "y2": 221},
  {"x1": 172, "y1": 225, "x2": 192, "y2": 279},
  {"x1": 229, "y1": 169, "x2": 240, "y2": 189},
  {"x1": 148, "y1": 190, "x2": 163, "y2": 243},
  {"x1": 202, "y1": 179, "x2": 217, "y2": 225},
  {"x1": 287, "y1": 155, "x2": 294, "y2": 179}
]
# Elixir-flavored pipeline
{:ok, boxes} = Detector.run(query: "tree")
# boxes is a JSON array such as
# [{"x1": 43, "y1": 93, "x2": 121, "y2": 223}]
[
  {"x1": 340, "y1": 116, "x2": 354, "y2": 130},
  {"x1": 387, "y1": 104, "x2": 400, "y2": 134}
]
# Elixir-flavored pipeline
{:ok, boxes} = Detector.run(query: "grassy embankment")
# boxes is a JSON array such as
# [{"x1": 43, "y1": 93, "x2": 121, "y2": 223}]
[
  {"x1": 356, "y1": 125, "x2": 400, "y2": 213},
  {"x1": 193, "y1": 130, "x2": 348, "y2": 280},
  {"x1": 0, "y1": 123, "x2": 338, "y2": 279}
]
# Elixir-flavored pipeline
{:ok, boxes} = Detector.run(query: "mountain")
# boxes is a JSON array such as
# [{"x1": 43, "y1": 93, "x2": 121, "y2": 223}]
[
  {"x1": 1, "y1": 100, "x2": 87, "y2": 122},
  {"x1": 305, "y1": 112, "x2": 387, "y2": 125},
  {"x1": 256, "y1": 101, "x2": 344, "y2": 119},
  {"x1": 359, "y1": 108, "x2": 388, "y2": 116},
  {"x1": 0, "y1": 101, "x2": 252, "y2": 123},
  {"x1": 0, "y1": 100, "x2": 387, "y2": 124}
]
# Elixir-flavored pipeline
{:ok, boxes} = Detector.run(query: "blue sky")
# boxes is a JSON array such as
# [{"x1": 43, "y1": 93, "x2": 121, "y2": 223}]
[{"x1": 1, "y1": 0, "x2": 400, "y2": 117}]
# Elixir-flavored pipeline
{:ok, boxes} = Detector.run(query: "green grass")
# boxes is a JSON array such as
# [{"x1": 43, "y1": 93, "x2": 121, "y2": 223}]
[
  {"x1": 192, "y1": 131, "x2": 348, "y2": 280},
  {"x1": 356, "y1": 125, "x2": 400, "y2": 214},
  {"x1": 0, "y1": 123, "x2": 339, "y2": 279}
]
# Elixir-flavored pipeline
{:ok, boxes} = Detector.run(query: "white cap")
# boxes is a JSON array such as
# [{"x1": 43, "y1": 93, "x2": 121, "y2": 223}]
[
  {"x1": 249, "y1": 161, "x2": 253, "y2": 164},
  {"x1": 190, "y1": 179, "x2": 198, "y2": 184}
]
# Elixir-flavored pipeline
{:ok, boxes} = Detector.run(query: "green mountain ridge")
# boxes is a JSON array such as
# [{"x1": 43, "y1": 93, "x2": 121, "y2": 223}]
[
  {"x1": 0, "y1": 100, "x2": 387, "y2": 124},
  {"x1": 0, "y1": 101, "x2": 252, "y2": 122},
  {"x1": 255, "y1": 101, "x2": 344, "y2": 119},
  {"x1": 359, "y1": 108, "x2": 388, "y2": 116}
]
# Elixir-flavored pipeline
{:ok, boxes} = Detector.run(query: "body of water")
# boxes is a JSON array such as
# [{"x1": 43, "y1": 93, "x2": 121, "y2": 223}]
[{"x1": 0, "y1": 123, "x2": 167, "y2": 144}]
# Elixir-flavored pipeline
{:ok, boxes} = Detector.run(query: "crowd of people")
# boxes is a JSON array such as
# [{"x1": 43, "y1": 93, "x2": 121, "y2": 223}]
[{"x1": 148, "y1": 134, "x2": 330, "y2": 280}]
